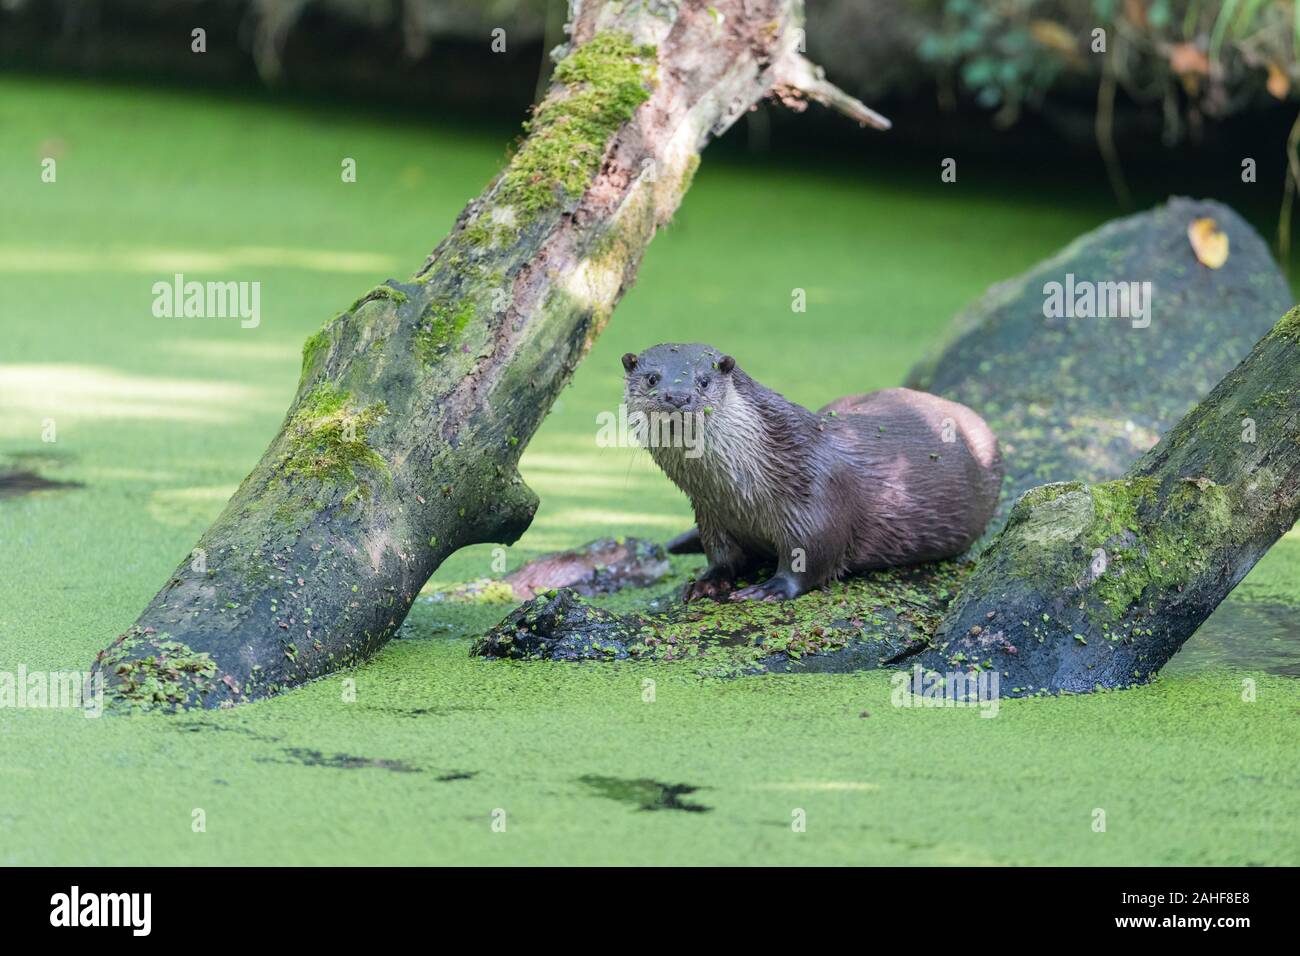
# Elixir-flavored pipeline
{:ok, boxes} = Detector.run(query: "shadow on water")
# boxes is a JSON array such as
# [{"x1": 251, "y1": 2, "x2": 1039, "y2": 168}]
[
  {"x1": 263, "y1": 748, "x2": 476, "y2": 780},
  {"x1": 268, "y1": 748, "x2": 423, "y2": 774},
  {"x1": 579, "y1": 774, "x2": 712, "y2": 813},
  {"x1": 1167, "y1": 599, "x2": 1300, "y2": 678},
  {"x1": 0, "y1": 469, "x2": 83, "y2": 499}
]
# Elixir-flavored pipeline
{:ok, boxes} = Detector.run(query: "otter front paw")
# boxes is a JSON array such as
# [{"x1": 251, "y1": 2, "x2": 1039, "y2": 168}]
[
  {"x1": 728, "y1": 574, "x2": 805, "y2": 602},
  {"x1": 683, "y1": 571, "x2": 734, "y2": 602}
]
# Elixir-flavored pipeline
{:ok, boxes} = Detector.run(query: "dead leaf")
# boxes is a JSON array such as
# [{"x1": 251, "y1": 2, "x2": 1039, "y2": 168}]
[
  {"x1": 1188, "y1": 218, "x2": 1229, "y2": 269},
  {"x1": 1267, "y1": 62, "x2": 1290, "y2": 100}
]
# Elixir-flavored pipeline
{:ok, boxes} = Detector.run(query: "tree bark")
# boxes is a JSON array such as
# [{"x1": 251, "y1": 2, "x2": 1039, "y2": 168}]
[
  {"x1": 90, "y1": 0, "x2": 887, "y2": 709},
  {"x1": 917, "y1": 309, "x2": 1300, "y2": 694}
]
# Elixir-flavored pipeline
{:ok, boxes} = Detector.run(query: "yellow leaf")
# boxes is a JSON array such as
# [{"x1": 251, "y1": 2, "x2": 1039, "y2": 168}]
[
  {"x1": 1267, "y1": 62, "x2": 1290, "y2": 100},
  {"x1": 1188, "y1": 218, "x2": 1229, "y2": 269},
  {"x1": 1029, "y1": 20, "x2": 1078, "y2": 58}
]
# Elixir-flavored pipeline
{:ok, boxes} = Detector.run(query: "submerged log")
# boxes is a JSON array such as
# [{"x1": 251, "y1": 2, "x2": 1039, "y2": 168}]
[
  {"x1": 471, "y1": 563, "x2": 970, "y2": 672},
  {"x1": 90, "y1": 0, "x2": 888, "y2": 710}
]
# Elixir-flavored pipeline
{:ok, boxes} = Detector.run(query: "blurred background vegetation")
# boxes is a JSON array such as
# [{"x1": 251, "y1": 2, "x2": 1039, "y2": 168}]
[
  {"x1": 10, "y1": 1, "x2": 1300, "y2": 240},
  {"x1": 6, "y1": 1, "x2": 1300, "y2": 131}
]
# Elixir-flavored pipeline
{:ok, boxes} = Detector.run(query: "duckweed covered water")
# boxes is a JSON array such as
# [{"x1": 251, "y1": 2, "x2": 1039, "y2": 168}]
[{"x1": 1, "y1": 77, "x2": 1297, "y2": 865}]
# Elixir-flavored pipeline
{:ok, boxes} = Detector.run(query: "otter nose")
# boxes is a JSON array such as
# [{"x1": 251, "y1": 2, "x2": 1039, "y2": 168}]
[{"x1": 663, "y1": 390, "x2": 689, "y2": 408}]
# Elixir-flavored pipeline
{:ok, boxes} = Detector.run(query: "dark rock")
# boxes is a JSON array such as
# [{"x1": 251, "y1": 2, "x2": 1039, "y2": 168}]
[
  {"x1": 472, "y1": 588, "x2": 642, "y2": 661},
  {"x1": 907, "y1": 196, "x2": 1291, "y2": 536}
]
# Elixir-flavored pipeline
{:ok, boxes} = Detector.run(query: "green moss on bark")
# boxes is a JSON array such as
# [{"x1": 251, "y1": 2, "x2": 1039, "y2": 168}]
[
  {"x1": 1083, "y1": 477, "x2": 1158, "y2": 548},
  {"x1": 279, "y1": 383, "x2": 389, "y2": 492},
  {"x1": 994, "y1": 473, "x2": 1243, "y2": 636},
  {"x1": 497, "y1": 32, "x2": 656, "y2": 217},
  {"x1": 300, "y1": 326, "x2": 331, "y2": 379},
  {"x1": 415, "y1": 299, "x2": 476, "y2": 364},
  {"x1": 350, "y1": 285, "x2": 408, "y2": 311},
  {"x1": 1269, "y1": 304, "x2": 1300, "y2": 342},
  {"x1": 1017, "y1": 480, "x2": 1085, "y2": 509},
  {"x1": 1084, "y1": 477, "x2": 1235, "y2": 625}
]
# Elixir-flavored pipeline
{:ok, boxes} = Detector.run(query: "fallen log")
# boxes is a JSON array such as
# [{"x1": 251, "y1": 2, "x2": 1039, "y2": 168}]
[{"x1": 91, "y1": 0, "x2": 889, "y2": 710}]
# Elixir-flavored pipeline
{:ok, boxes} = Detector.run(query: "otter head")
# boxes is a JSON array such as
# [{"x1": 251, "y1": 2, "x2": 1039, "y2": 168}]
[{"x1": 621, "y1": 343, "x2": 736, "y2": 418}]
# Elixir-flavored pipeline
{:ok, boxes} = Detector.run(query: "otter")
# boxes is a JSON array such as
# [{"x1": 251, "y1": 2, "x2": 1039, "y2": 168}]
[{"x1": 621, "y1": 343, "x2": 1003, "y2": 602}]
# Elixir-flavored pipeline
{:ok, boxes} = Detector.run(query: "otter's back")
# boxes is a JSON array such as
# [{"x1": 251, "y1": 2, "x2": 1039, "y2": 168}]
[{"x1": 823, "y1": 388, "x2": 1002, "y2": 566}]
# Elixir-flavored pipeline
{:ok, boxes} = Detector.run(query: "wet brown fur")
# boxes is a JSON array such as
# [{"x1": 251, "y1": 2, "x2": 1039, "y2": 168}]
[{"x1": 622, "y1": 343, "x2": 1003, "y2": 601}]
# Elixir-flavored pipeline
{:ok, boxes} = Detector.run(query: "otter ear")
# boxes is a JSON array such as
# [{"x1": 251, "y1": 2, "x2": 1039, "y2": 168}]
[
  {"x1": 621, "y1": 352, "x2": 638, "y2": 372},
  {"x1": 718, "y1": 355, "x2": 736, "y2": 374}
]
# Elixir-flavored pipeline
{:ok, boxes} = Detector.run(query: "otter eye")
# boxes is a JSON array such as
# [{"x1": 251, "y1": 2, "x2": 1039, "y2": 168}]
[
  {"x1": 645, "y1": 372, "x2": 659, "y2": 387},
  {"x1": 697, "y1": 377, "x2": 710, "y2": 389}
]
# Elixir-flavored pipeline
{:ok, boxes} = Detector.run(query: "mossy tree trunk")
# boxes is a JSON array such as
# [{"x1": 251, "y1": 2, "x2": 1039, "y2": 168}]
[
  {"x1": 91, "y1": 0, "x2": 887, "y2": 709},
  {"x1": 917, "y1": 309, "x2": 1300, "y2": 694}
]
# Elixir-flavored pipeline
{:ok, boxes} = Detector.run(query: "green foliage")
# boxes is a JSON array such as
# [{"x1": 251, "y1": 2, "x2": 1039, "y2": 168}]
[
  {"x1": 917, "y1": 0, "x2": 1300, "y2": 135},
  {"x1": 917, "y1": 0, "x2": 1065, "y2": 113}
]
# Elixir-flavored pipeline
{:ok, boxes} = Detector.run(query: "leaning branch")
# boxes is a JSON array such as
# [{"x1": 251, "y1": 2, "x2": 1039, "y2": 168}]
[{"x1": 772, "y1": 52, "x2": 892, "y2": 129}]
